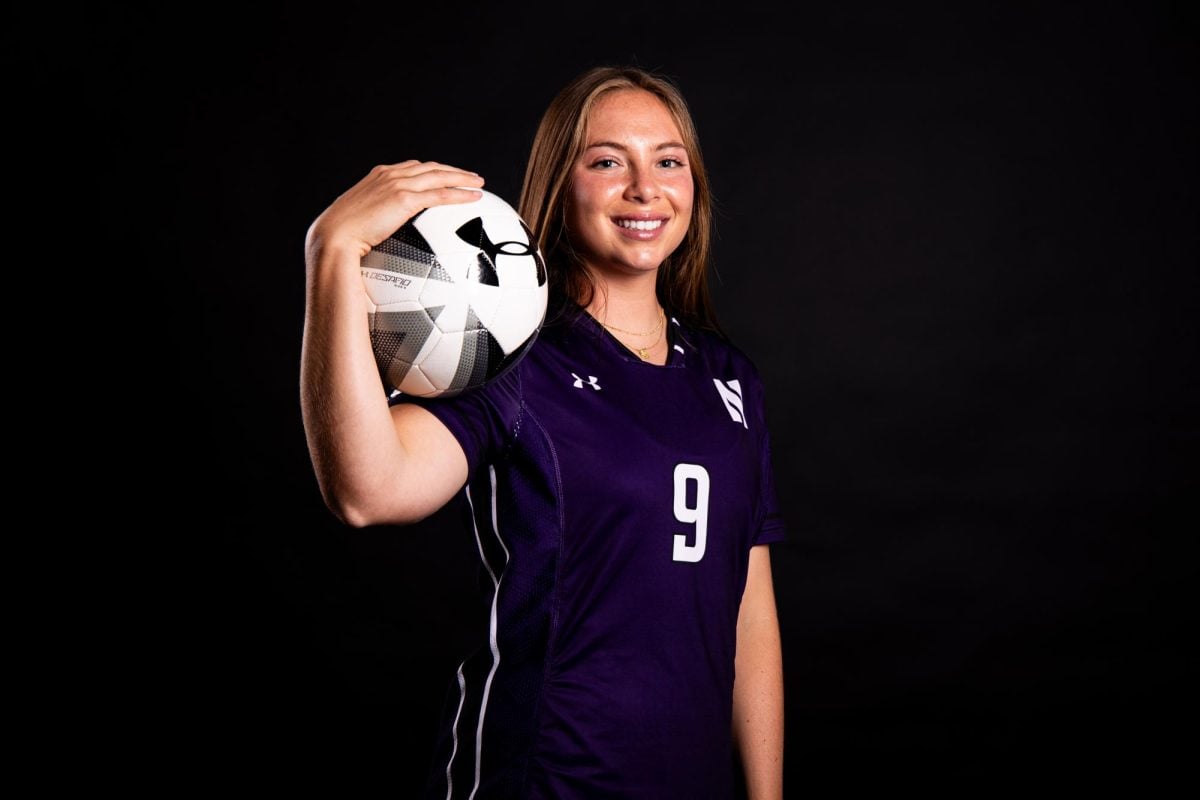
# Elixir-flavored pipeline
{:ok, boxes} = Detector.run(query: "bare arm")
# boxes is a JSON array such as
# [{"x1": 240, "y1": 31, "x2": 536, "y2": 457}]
[
  {"x1": 733, "y1": 544, "x2": 784, "y2": 799},
  {"x1": 300, "y1": 161, "x2": 484, "y2": 527}
]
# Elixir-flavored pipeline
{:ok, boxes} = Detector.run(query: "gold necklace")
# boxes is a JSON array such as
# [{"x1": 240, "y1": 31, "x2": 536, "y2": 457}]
[
  {"x1": 600, "y1": 307, "x2": 665, "y2": 337},
  {"x1": 628, "y1": 325, "x2": 663, "y2": 360},
  {"x1": 607, "y1": 314, "x2": 665, "y2": 360}
]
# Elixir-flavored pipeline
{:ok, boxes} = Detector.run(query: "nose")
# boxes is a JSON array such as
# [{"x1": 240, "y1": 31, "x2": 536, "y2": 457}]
[{"x1": 624, "y1": 161, "x2": 661, "y2": 204}]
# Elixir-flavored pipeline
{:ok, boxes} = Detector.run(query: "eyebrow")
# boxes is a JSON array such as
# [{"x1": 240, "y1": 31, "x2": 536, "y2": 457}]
[{"x1": 585, "y1": 140, "x2": 687, "y2": 151}]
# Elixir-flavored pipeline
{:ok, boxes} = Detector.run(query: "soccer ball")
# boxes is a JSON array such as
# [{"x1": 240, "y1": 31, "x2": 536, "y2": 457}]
[{"x1": 361, "y1": 189, "x2": 548, "y2": 398}]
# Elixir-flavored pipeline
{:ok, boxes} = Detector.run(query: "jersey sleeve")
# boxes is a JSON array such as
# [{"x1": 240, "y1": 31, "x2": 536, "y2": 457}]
[
  {"x1": 387, "y1": 366, "x2": 524, "y2": 478},
  {"x1": 751, "y1": 367, "x2": 788, "y2": 546}
]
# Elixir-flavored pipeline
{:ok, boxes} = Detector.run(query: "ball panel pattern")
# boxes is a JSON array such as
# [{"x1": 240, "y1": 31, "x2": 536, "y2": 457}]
[{"x1": 363, "y1": 190, "x2": 548, "y2": 398}]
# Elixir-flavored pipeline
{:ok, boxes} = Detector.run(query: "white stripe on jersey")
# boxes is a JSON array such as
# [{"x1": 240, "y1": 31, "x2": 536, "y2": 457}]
[
  {"x1": 445, "y1": 666, "x2": 467, "y2": 800},
  {"x1": 464, "y1": 466, "x2": 510, "y2": 800}
]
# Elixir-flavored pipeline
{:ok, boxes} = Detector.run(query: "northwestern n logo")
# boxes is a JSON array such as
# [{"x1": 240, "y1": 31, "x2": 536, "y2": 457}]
[{"x1": 713, "y1": 378, "x2": 748, "y2": 428}]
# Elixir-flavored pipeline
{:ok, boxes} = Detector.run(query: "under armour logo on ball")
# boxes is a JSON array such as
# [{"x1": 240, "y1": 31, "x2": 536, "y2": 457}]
[{"x1": 572, "y1": 373, "x2": 601, "y2": 391}]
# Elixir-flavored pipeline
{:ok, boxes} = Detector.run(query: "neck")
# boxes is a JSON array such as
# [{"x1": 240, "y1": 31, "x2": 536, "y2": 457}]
[{"x1": 582, "y1": 270, "x2": 663, "y2": 331}]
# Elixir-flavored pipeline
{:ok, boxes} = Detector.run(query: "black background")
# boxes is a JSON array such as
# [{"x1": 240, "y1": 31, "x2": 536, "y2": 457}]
[{"x1": 114, "y1": 1, "x2": 1196, "y2": 794}]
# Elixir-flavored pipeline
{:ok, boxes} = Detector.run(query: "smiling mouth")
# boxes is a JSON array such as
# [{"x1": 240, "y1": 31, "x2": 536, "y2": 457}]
[{"x1": 615, "y1": 219, "x2": 665, "y2": 231}]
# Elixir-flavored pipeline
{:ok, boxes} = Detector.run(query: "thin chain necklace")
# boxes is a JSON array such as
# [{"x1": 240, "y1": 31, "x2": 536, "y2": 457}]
[
  {"x1": 600, "y1": 307, "x2": 665, "y2": 336},
  {"x1": 602, "y1": 308, "x2": 665, "y2": 360}
]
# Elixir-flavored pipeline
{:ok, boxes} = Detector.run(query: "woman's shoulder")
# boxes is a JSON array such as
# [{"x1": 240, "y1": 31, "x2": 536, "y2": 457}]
[{"x1": 674, "y1": 316, "x2": 763, "y2": 378}]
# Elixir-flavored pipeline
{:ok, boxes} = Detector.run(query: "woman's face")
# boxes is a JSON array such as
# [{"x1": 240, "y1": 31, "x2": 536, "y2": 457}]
[{"x1": 565, "y1": 89, "x2": 694, "y2": 280}]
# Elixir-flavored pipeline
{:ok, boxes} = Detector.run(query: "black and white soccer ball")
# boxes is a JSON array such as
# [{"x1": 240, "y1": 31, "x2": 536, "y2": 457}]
[{"x1": 362, "y1": 189, "x2": 548, "y2": 398}]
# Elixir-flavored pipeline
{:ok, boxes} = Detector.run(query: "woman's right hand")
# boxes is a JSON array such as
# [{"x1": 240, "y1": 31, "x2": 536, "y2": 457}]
[{"x1": 305, "y1": 160, "x2": 486, "y2": 260}]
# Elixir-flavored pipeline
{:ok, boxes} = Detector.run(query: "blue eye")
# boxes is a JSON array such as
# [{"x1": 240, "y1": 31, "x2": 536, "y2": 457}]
[
  {"x1": 660, "y1": 157, "x2": 685, "y2": 168},
  {"x1": 593, "y1": 158, "x2": 618, "y2": 169}
]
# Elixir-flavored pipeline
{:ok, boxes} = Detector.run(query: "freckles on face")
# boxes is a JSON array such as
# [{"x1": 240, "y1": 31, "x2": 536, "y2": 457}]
[{"x1": 565, "y1": 89, "x2": 695, "y2": 277}]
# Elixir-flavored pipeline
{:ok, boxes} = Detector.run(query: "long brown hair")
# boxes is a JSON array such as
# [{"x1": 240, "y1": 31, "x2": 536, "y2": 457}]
[{"x1": 518, "y1": 65, "x2": 724, "y2": 336}]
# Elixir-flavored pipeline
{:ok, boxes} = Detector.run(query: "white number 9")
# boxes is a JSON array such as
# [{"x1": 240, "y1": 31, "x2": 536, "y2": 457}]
[{"x1": 672, "y1": 463, "x2": 710, "y2": 563}]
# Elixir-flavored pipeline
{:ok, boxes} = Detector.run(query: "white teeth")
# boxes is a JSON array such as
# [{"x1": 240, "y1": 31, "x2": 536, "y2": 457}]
[{"x1": 616, "y1": 219, "x2": 664, "y2": 231}]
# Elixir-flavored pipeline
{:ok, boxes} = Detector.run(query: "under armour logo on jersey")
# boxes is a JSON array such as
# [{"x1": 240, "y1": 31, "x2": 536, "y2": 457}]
[
  {"x1": 572, "y1": 372, "x2": 601, "y2": 391},
  {"x1": 713, "y1": 378, "x2": 748, "y2": 428}
]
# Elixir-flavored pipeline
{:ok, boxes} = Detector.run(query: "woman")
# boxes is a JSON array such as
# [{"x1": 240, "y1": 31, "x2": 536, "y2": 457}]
[{"x1": 301, "y1": 65, "x2": 785, "y2": 799}]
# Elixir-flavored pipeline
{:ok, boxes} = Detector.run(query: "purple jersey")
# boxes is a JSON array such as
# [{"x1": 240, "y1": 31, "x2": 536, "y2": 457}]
[{"x1": 392, "y1": 293, "x2": 786, "y2": 799}]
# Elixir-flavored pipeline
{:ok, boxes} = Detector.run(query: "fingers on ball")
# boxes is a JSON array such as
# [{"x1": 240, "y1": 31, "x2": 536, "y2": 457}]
[
  {"x1": 386, "y1": 169, "x2": 484, "y2": 195},
  {"x1": 383, "y1": 160, "x2": 479, "y2": 178},
  {"x1": 390, "y1": 185, "x2": 481, "y2": 217},
  {"x1": 441, "y1": 186, "x2": 485, "y2": 203}
]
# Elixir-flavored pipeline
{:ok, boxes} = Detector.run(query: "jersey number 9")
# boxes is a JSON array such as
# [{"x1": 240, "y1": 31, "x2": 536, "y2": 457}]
[{"x1": 672, "y1": 463, "x2": 710, "y2": 563}]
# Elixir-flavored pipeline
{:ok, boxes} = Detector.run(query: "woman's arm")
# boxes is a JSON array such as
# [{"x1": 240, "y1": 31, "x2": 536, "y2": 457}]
[
  {"x1": 300, "y1": 161, "x2": 483, "y2": 527},
  {"x1": 733, "y1": 544, "x2": 784, "y2": 799}
]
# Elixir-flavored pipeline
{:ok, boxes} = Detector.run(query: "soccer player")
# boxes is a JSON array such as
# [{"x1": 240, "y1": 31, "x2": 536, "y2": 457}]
[{"x1": 301, "y1": 65, "x2": 786, "y2": 799}]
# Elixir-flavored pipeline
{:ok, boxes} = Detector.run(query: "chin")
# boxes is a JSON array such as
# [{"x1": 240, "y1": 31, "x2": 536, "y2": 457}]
[{"x1": 619, "y1": 256, "x2": 668, "y2": 275}]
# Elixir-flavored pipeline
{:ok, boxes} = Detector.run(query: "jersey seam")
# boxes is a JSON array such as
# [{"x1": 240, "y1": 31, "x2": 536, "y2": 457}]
[
  {"x1": 750, "y1": 374, "x2": 774, "y2": 544},
  {"x1": 515, "y1": 403, "x2": 566, "y2": 798},
  {"x1": 502, "y1": 361, "x2": 528, "y2": 461}
]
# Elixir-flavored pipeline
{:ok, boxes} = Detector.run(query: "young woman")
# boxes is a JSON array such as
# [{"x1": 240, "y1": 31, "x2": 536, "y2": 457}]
[{"x1": 301, "y1": 65, "x2": 785, "y2": 799}]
